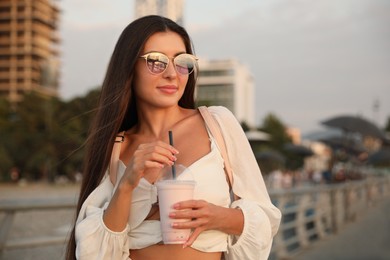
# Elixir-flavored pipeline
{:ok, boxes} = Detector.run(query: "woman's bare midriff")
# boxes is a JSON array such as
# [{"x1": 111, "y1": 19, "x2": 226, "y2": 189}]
[{"x1": 130, "y1": 244, "x2": 222, "y2": 260}]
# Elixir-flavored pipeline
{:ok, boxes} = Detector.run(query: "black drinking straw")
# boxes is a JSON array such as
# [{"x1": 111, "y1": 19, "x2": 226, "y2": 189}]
[{"x1": 168, "y1": 131, "x2": 176, "y2": 179}]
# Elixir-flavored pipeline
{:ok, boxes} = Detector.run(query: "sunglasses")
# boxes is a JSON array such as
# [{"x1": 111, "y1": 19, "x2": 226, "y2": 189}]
[{"x1": 139, "y1": 52, "x2": 198, "y2": 75}]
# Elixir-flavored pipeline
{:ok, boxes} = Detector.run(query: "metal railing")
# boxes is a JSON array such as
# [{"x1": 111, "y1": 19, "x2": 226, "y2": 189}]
[
  {"x1": 1, "y1": 175, "x2": 389, "y2": 259},
  {"x1": 0, "y1": 197, "x2": 76, "y2": 255},
  {"x1": 268, "y1": 174, "x2": 390, "y2": 259}
]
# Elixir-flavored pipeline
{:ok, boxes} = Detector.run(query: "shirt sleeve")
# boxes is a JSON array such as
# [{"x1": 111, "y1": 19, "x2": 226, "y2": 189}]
[
  {"x1": 227, "y1": 199, "x2": 274, "y2": 259},
  {"x1": 207, "y1": 106, "x2": 282, "y2": 258},
  {"x1": 75, "y1": 173, "x2": 130, "y2": 260}
]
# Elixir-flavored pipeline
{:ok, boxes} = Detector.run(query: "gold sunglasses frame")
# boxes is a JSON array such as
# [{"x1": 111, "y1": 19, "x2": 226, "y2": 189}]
[{"x1": 139, "y1": 52, "x2": 198, "y2": 75}]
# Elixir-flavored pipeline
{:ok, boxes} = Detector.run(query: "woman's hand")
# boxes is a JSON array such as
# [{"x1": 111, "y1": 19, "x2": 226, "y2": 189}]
[
  {"x1": 104, "y1": 141, "x2": 177, "y2": 232},
  {"x1": 121, "y1": 141, "x2": 179, "y2": 190},
  {"x1": 169, "y1": 200, "x2": 244, "y2": 248}
]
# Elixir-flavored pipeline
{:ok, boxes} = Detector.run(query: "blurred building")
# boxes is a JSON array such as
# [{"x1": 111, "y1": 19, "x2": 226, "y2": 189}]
[
  {"x1": 134, "y1": 0, "x2": 184, "y2": 25},
  {"x1": 286, "y1": 127, "x2": 301, "y2": 144},
  {"x1": 0, "y1": 0, "x2": 60, "y2": 103},
  {"x1": 196, "y1": 58, "x2": 255, "y2": 126},
  {"x1": 303, "y1": 140, "x2": 332, "y2": 172}
]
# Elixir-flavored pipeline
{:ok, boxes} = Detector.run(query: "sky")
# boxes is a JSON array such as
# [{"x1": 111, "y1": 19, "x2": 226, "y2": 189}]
[{"x1": 59, "y1": 0, "x2": 390, "y2": 136}]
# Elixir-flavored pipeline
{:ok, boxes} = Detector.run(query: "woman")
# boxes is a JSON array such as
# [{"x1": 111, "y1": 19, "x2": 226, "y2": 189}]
[{"x1": 66, "y1": 15, "x2": 281, "y2": 260}]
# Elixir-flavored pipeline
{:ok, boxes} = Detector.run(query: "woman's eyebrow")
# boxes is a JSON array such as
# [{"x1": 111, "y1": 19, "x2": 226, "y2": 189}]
[
  {"x1": 175, "y1": 51, "x2": 187, "y2": 55},
  {"x1": 143, "y1": 51, "x2": 187, "y2": 56}
]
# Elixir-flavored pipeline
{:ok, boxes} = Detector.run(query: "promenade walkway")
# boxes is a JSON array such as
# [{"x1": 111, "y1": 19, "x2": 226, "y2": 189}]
[{"x1": 295, "y1": 198, "x2": 390, "y2": 260}]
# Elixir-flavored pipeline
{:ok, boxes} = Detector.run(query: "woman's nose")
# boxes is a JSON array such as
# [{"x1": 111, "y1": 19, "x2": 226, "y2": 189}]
[{"x1": 162, "y1": 60, "x2": 177, "y2": 78}]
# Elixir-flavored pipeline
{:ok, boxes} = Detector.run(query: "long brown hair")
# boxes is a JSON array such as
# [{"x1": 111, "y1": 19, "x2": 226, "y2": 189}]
[{"x1": 66, "y1": 15, "x2": 197, "y2": 259}]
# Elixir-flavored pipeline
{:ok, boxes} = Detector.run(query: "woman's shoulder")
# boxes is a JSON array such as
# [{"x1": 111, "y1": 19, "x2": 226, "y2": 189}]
[
  {"x1": 199, "y1": 106, "x2": 245, "y2": 140},
  {"x1": 203, "y1": 105, "x2": 230, "y2": 113},
  {"x1": 202, "y1": 106, "x2": 236, "y2": 122}
]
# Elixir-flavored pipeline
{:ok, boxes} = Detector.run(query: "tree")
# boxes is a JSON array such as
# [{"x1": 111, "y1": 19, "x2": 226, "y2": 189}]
[
  {"x1": 257, "y1": 113, "x2": 308, "y2": 170},
  {"x1": 260, "y1": 113, "x2": 292, "y2": 152},
  {"x1": 384, "y1": 116, "x2": 390, "y2": 132},
  {"x1": 240, "y1": 121, "x2": 250, "y2": 132},
  {"x1": 0, "y1": 98, "x2": 14, "y2": 180},
  {"x1": 0, "y1": 93, "x2": 56, "y2": 180},
  {"x1": 0, "y1": 87, "x2": 100, "y2": 182},
  {"x1": 54, "y1": 88, "x2": 100, "y2": 180}
]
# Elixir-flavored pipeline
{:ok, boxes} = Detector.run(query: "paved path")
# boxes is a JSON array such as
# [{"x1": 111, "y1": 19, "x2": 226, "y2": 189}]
[
  {"x1": 0, "y1": 183, "x2": 79, "y2": 260},
  {"x1": 294, "y1": 198, "x2": 390, "y2": 260}
]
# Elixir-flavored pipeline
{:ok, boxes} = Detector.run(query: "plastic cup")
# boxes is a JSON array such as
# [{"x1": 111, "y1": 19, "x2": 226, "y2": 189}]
[{"x1": 156, "y1": 179, "x2": 196, "y2": 244}]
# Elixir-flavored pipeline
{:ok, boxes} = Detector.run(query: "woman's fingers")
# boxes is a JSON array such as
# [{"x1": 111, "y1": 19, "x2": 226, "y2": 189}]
[
  {"x1": 173, "y1": 200, "x2": 208, "y2": 210},
  {"x1": 136, "y1": 142, "x2": 177, "y2": 166},
  {"x1": 170, "y1": 200, "x2": 215, "y2": 228},
  {"x1": 133, "y1": 141, "x2": 178, "y2": 167},
  {"x1": 139, "y1": 141, "x2": 179, "y2": 156},
  {"x1": 169, "y1": 202, "x2": 209, "y2": 248},
  {"x1": 183, "y1": 227, "x2": 204, "y2": 248},
  {"x1": 122, "y1": 141, "x2": 179, "y2": 187}
]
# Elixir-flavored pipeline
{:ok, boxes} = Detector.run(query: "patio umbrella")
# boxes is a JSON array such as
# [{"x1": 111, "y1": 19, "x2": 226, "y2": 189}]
[
  {"x1": 256, "y1": 150, "x2": 285, "y2": 164},
  {"x1": 256, "y1": 150, "x2": 286, "y2": 174},
  {"x1": 245, "y1": 130, "x2": 270, "y2": 143},
  {"x1": 367, "y1": 147, "x2": 390, "y2": 167},
  {"x1": 319, "y1": 136, "x2": 366, "y2": 155},
  {"x1": 283, "y1": 143, "x2": 314, "y2": 157},
  {"x1": 321, "y1": 115, "x2": 386, "y2": 140}
]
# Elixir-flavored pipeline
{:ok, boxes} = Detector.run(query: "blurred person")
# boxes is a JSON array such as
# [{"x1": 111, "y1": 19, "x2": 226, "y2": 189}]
[
  {"x1": 269, "y1": 169, "x2": 283, "y2": 190},
  {"x1": 66, "y1": 15, "x2": 281, "y2": 260},
  {"x1": 322, "y1": 168, "x2": 332, "y2": 184},
  {"x1": 9, "y1": 167, "x2": 20, "y2": 182},
  {"x1": 281, "y1": 171, "x2": 293, "y2": 189},
  {"x1": 312, "y1": 170, "x2": 322, "y2": 185}
]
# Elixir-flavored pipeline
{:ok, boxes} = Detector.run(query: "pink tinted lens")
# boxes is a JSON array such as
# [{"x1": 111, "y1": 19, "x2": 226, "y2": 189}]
[
  {"x1": 174, "y1": 54, "x2": 195, "y2": 75},
  {"x1": 146, "y1": 53, "x2": 169, "y2": 74}
]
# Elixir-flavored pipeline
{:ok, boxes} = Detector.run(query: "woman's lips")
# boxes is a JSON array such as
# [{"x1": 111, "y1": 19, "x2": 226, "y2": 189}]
[{"x1": 157, "y1": 86, "x2": 178, "y2": 94}]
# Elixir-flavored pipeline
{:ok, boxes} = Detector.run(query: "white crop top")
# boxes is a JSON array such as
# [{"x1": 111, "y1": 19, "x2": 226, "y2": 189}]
[{"x1": 116, "y1": 136, "x2": 231, "y2": 252}]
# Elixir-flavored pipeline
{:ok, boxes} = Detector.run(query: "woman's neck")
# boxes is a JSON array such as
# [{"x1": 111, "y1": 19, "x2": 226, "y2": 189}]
[{"x1": 135, "y1": 105, "x2": 186, "y2": 138}]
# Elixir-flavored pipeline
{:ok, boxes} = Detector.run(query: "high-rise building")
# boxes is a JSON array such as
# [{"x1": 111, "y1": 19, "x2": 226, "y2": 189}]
[
  {"x1": 0, "y1": 0, "x2": 60, "y2": 103},
  {"x1": 134, "y1": 0, "x2": 184, "y2": 25},
  {"x1": 196, "y1": 59, "x2": 255, "y2": 126}
]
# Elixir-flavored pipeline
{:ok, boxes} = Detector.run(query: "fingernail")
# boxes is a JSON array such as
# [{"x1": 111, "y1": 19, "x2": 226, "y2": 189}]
[
  {"x1": 171, "y1": 222, "x2": 178, "y2": 227},
  {"x1": 182, "y1": 243, "x2": 187, "y2": 249},
  {"x1": 169, "y1": 212, "x2": 176, "y2": 217}
]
